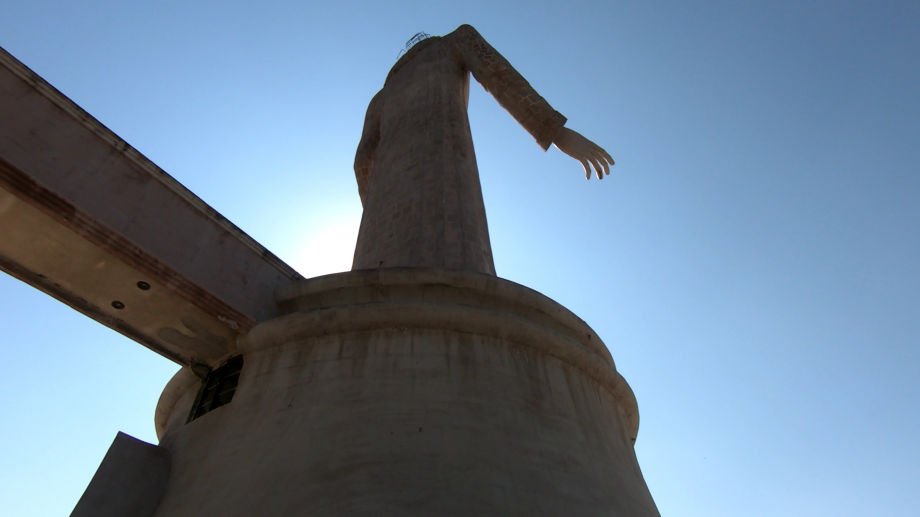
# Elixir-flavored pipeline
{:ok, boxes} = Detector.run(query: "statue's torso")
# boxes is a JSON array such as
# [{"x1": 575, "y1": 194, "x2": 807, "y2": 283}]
[{"x1": 353, "y1": 37, "x2": 495, "y2": 274}]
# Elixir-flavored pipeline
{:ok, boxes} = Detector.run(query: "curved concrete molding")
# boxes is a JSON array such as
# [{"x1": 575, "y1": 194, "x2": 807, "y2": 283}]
[
  {"x1": 154, "y1": 367, "x2": 198, "y2": 441},
  {"x1": 245, "y1": 268, "x2": 639, "y2": 442},
  {"x1": 275, "y1": 268, "x2": 615, "y2": 366}
]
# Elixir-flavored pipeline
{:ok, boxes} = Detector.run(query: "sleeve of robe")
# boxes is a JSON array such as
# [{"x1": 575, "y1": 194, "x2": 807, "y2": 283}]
[{"x1": 448, "y1": 24, "x2": 568, "y2": 151}]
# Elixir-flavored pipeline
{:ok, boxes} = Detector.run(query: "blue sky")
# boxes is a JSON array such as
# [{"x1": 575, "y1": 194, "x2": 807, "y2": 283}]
[{"x1": 1, "y1": 1, "x2": 918, "y2": 515}]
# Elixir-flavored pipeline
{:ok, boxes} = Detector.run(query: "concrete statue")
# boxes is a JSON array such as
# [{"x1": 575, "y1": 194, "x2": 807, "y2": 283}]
[
  {"x1": 353, "y1": 24, "x2": 614, "y2": 274},
  {"x1": 1, "y1": 26, "x2": 658, "y2": 516}
]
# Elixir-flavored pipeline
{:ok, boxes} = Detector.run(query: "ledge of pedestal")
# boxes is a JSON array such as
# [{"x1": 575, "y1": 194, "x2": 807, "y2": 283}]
[
  {"x1": 155, "y1": 268, "x2": 641, "y2": 444},
  {"x1": 273, "y1": 268, "x2": 613, "y2": 365},
  {"x1": 243, "y1": 268, "x2": 639, "y2": 442}
]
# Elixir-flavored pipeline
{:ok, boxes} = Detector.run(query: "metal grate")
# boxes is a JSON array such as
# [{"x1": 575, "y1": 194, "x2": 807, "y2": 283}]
[
  {"x1": 187, "y1": 355, "x2": 243, "y2": 422},
  {"x1": 396, "y1": 31, "x2": 431, "y2": 59}
]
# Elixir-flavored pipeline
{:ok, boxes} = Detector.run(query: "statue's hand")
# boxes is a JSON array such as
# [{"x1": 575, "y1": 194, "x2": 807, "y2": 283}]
[{"x1": 552, "y1": 127, "x2": 614, "y2": 180}]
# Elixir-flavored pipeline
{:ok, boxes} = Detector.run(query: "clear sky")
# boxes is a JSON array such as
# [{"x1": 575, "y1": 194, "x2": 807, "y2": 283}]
[{"x1": 1, "y1": 1, "x2": 918, "y2": 515}]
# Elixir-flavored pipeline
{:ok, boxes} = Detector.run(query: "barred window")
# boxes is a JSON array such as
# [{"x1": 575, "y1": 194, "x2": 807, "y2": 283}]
[{"x1": 187, "y1": 355, "x2": 243, "y2": 422}]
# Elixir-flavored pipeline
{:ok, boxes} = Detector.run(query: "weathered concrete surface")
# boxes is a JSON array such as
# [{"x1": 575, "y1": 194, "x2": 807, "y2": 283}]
[
  {"x1": 72, "y1": 432, "x2": 169, "y2": 517},
  {"x1": 153, "y1": 269, "x2": 658, "y2": 516},
  {"x1": 0, "y1": 47, "x2": 301, "y2": 366}
]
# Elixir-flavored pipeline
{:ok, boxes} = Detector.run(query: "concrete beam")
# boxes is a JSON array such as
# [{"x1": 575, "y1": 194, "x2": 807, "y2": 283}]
[{"x1": 0, "y1": 47, "x2": 301, "y2": 366}]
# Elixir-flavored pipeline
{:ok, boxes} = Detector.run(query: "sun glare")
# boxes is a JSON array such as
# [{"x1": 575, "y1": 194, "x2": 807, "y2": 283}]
[{"x1": 288, "y1": 213, "x2": 360, "y2": 279}]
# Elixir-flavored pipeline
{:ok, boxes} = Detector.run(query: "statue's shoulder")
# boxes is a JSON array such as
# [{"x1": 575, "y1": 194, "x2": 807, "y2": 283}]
[
  {"x1": 444, "y1": 24, "x2": 490, "y2": 57},
  {"x1": 448, "y1": 24, "x2": 482, "y2": 39}
]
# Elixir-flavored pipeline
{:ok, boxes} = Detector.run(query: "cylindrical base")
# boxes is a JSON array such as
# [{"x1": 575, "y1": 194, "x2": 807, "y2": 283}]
[{"x1": 153, "y1": 269, "x2": 658, "y2": 516}]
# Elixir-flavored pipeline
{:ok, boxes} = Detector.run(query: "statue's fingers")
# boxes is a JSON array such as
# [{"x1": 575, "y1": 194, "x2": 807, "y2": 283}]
[
  {"x1": 590, "y1": 145, "x2": 613, "y2": 167},
  {"x1": 580, "y1": 159, "x2": 591, "y2": 180},
  {"x1": 593, "y1": 145, "x2": 613, "y2": 166},
  {"x1": 589, "y1": 157, "x2": 604, "y2": 180},
  {"x1": 603, "y1": 149, "x2": 614, "y2": 166},
  {"x1": 600, "y1": 155, "x2": 610, "y2": 176},
  {"x1": 590, "y1": 150, "x2": 610, "y2": 176}
]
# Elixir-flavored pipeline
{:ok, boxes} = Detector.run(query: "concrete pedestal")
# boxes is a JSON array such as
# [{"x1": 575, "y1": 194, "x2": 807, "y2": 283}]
[{"x1": 151, "y1": 269, "x2": 658, "y2": 516}]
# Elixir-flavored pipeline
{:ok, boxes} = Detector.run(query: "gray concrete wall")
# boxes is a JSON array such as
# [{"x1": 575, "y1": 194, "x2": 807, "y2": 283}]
[
  {"x1": 153, "y1": 270, "x2": 657, "y2": 516},
  {"x1": 72, "y1": 432, "x2": 169, "y2": 517}
]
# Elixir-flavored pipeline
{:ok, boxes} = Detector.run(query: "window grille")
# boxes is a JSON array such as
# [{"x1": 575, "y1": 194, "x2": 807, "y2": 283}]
[{"x1": 187, "y1": 355, "x2": 243, "y2": 422}]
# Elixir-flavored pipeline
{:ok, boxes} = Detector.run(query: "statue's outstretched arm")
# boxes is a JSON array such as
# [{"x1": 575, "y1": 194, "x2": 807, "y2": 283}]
[
  {"x1": 448, "y1": 24, "x2": 613, "y2": 180},
  {"x1": 354, "y1": 90, "x2": 383, "y2": 205}
]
